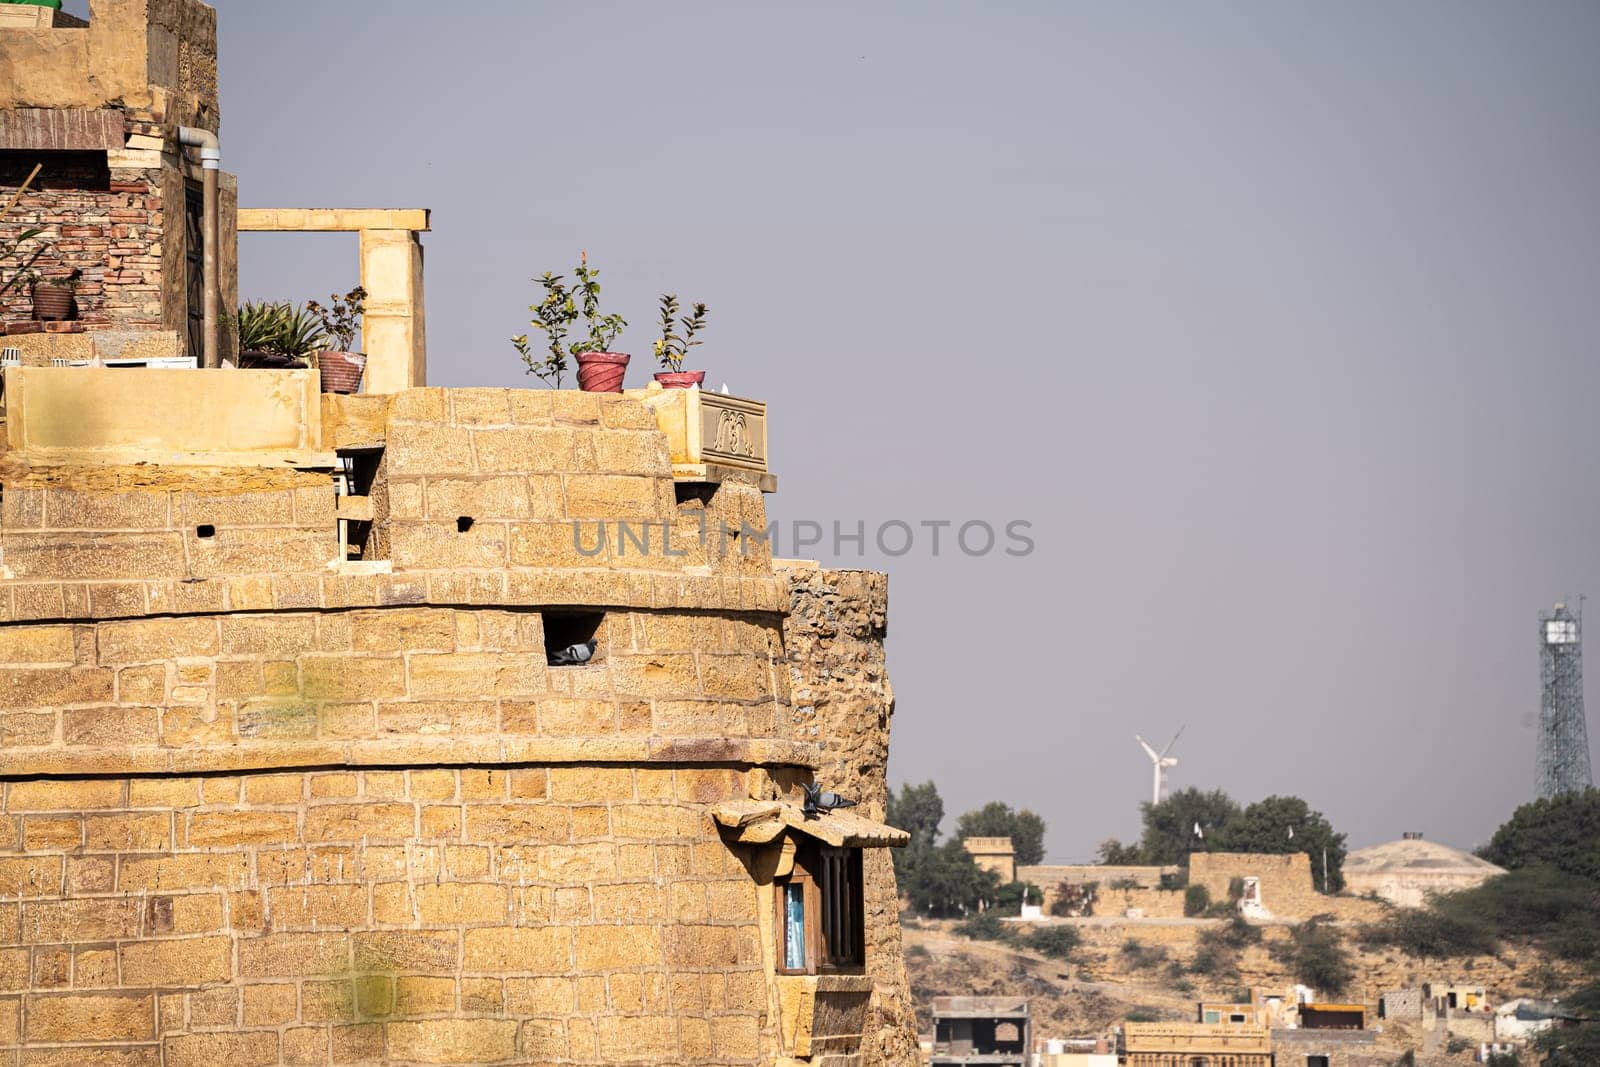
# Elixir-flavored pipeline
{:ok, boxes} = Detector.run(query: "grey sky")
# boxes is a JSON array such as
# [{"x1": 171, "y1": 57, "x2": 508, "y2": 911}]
[{"x1": 194, "y1": 1, "x2": 1598, "y2": 861}]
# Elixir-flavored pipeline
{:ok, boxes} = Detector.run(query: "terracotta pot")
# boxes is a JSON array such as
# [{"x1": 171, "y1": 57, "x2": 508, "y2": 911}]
[
  {"x1": 653, "y1": 370, "x2": 705, "y2": 390},
  {"x1": 30, "y1": 284, "x2": 74, "y2": 322},
  {"x1": 318, "y1": 350, "x2": 366, "y2": 394},
  {"x1": 575, "y1": 351, "x2": 630, "y2": 392}
]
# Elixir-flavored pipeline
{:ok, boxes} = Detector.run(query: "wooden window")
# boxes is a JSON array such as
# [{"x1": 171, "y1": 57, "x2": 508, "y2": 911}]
[{"x1": 775, "y1": 841, "x2": 864, "y2": 974}]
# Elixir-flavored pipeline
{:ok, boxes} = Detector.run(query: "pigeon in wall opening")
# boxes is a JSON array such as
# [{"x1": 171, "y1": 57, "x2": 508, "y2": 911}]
[{"x1": 548, "y1": 639, "x2": 596, "y2": 666}]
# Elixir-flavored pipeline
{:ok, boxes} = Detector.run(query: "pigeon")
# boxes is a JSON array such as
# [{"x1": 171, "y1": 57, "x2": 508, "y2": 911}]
[
  {"x1": 802, "y1": 783, "x2": 857, "y2": 819},
  {"x1": 547, "y1": 639, "x2": 596, "y2": 666}
]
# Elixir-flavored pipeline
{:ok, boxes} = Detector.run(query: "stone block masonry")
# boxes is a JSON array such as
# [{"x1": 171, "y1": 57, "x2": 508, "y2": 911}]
[{"x1": 0, "y1": 385, "x2": 916, "y2": 1063}]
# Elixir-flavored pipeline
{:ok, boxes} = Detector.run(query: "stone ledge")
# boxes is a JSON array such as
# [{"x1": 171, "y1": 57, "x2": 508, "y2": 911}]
[
  {"x1": 0, "y1": 567, "x2": 790, "y2": 622},
  {"x1": 0, "y1": 736, "x2": 822, "y2": 778}
]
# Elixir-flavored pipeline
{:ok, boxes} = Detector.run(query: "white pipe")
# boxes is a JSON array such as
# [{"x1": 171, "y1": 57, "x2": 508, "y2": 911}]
[{"x1": 177, "y1": 127, "x2": 220, "y2": 368}]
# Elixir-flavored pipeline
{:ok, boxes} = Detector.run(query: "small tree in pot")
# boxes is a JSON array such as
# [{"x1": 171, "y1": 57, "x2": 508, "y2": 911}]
[
  {"x1": 512, "y1": 252, "x2": 628, "y2": 391},
  {"x1": 307, "y1": 285, "x2": 366, "y2": 393},
  {"x1": 652, "y1": 294, "x2": 709, "y2": 388},
  {"x1": 233, "y1": 301, "x2": 324, "y2": 369}
]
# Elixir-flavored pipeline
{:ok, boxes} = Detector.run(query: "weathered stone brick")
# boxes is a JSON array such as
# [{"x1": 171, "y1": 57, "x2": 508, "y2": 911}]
[
  {"x1": 162, "y1": 1030, "x2": 279, "y2": 1067},
  {"x1": 219, "y1": 615, "x2": 316, "y2": 655},
  {"x1": 414, "y1": 883, "x2": 507, "y2": 925},
  {"x1": 21, "y1": 816, "x2": 80, "y2": 850},
  {"x1": 406, "y1": 652, "x2": 545, "y2": 699},
  {"x1": 460, "y1": 976, "x2": 503, "y2": 1013},
  {"x1": 187, "y1": 811, "x2": 296, "y2": 847},
  {"x1": 118, "y1": 853, "x2": 252, "y2": 892},
  {"x1": 237, "y1": 933, "x2": 351, "y2": 979},
  {"x1": 300, "y1": 978, "x2": 355, "y2": 1022},
  {"x1": 63, "y1": 704, "x2": 160, "y2": 747},
  {"x1": 503, "y1": 975, "x2": 574, "y2": 1016},
  {"x1": 97, "y1": 617, "x2": 218, "y2": 664},
  {"x1": 548, "y1": 767, "x2": 634, "y2": 803},
  {"x1": 22, "y1": 898, "x2": 141, "y2": 942},
  {"x1": 298, "y1": 654, "x2": 406, "y2": 701},
  {"x1": 304, "y1": 802, "x2": 413, "y2": 842},
  {"x1": 189, "y1": 984, "x2": 239, "y2": 1026},
  {"x1": 282, "y1": 1025, "x2": 328, "y2": 1065},
  {"x1": 576, "y1": 924, "x2": 662, "y2": 970},
  {"x1": 331, "y1": 1021, "x2": 385, "y2": 1061},
  {"x1": 84, "y1": 812, "x2": 170, "y2": 850},
  {"x1": 394, "y1": 974, "x2": 454, "y2": 1015},
  {"x1": 377, "y1": 699, "x2": 497, "y2": 736},
  {"x1": 7, "y1": 779, "x2": 124, "y2": 811},
  {"x1": 25, "y1": 991, "x2": 155, "y2": 1042},
  {"x1": 462, "y1": 804, "x2": 567, "y2": 844},
  {"x1": 241, "y1": 982, "x2": 297, "y2": 1026},
  {"x1": 0, "y1": 666, "x2": 114, "y2": 708},
  {"x1": 461, "y1": 927, "x2": 570, "y2": 973},
  {"x1": 0, "y1": 625, "x2": 75, "y2": 664},
  {"x1": 349, "y1": 608, "x2": 455, "y2": 652},
  {"x1": 119, "y1": 935, "x2": 231, "y2": 986},
  {"x1": 597, "y1": 1015, "x2": 679, "y2": 1061},
  {"x1": 267, "y1": 884, "x2": 367, "y2": 930},
  {"x1": 353, "y1": 930, "x2": 458, "y2": 973},
  {"x1": 385, "y1": 1018, "x2": 519, "y2": 1064}
]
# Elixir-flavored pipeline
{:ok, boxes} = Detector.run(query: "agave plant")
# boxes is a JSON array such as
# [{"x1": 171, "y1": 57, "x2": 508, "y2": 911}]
[
  {"x1": 272, "y1": 304, "x2": 328, "y2": 358},
  {"x1": 233, "y1": 301, "x2": 287, "y2": 352}
]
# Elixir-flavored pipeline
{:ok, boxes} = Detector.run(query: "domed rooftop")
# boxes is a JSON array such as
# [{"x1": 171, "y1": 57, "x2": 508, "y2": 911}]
[{"x1": 1346, "y1": 832, "x2": 1506, "y2": 875}]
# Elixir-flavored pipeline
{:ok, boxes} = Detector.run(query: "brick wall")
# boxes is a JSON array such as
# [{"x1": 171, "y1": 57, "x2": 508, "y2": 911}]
[{"x1": 0, "y1": 152, "x2": 167, "y2": 334}]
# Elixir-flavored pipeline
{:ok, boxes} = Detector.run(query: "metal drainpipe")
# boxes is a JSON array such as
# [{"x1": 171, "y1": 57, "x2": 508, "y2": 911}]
[{"x1": 177, "y1": 127, "x2": 220, "y2": 368}]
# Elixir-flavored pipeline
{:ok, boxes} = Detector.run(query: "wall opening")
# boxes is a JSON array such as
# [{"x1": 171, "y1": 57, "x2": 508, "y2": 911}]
[
  {"x1": 457, "y1": 516, "x2": 474, "y2": 533},
  {"x1": 195, "y1": 524, "x2": 215, "y2": 539},
  {"x1": 543, "y1": 611, "x2": 603, "y2": 666}
]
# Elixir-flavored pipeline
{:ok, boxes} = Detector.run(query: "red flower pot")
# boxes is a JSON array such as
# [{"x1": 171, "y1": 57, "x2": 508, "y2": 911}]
[
  {"x1": 575, "y1": 351, "x2": 629, "y2": 392},
  {"x1": 653, "y1": 370, "x2": 705, "y2": 390},
  {"x1": 318, "y1": 350, "x2": 365, "y2": 394},
  {"x1": 30, "y1": 284, "x2": 74, "y2": 322}
]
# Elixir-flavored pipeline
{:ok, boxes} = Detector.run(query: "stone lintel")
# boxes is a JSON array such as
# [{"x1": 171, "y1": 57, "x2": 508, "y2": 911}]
[{"x1": 238, "y1": 208, "x2": 431, "y2": 232}]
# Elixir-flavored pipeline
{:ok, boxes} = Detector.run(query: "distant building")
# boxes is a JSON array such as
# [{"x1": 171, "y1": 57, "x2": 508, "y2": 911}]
[
  {"x1": 963, "y1": 836, "x2": 1017, "y2": 883},
  {"x1": 931, "y1": 996, "x2": 1029, "y2": 1066},
  {"x1": 1270, "y1": 1026, "x2": 1380, "y2": 1067},
  {"x1": 1120, "y1": 1022, "x2": 1272, "y2": 1067},
  {"x1": 1343, "y1": 832, "x2": 1505, "y2": 907}
]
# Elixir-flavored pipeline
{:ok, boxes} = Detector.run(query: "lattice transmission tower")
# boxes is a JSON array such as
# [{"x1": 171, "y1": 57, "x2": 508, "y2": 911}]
[{"x1": 1536, "y1": 599, "x2": 1593, "y2": 798}]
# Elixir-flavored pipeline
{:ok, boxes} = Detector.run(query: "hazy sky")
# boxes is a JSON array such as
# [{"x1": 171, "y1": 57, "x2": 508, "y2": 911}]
[{"x1": 188, "y1": 1, "x2": 1599, "y2": 861}]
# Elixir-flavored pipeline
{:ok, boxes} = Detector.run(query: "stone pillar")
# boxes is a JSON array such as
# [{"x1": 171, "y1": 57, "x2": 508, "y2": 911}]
[{"x1": 358, "y1": 227, "x2": 426, "y2": 393}]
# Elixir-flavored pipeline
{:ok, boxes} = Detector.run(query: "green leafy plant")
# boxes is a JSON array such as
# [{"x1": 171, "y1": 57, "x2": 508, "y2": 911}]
[
  {"x1": 231, "y1": 301, "x2": 326, "y2": 359},
  {"x1": 571, "y1": 252, "x2": 626, "y2": 355},
  {"x1": 231, "y1": 301, "x2": 287, "y2": 352},
  {"x1": 1184, "y1": 884, "x2": 1211, "y2": 916},
  {"x1": 306, "y1": 285, "x2": 366, "y2": 352},
  {"x1": 272, "y1": 304, "x2": 327, "y2": 358},
  {"x1": 652, "y1": 294, "x2": 709, "y2": 373},
  {"x1": 512, "y1": 252, "x2": 626, "y2": 388},
  {"x1": 513, "y1": 272, "x2": 578, "y2": 387}
]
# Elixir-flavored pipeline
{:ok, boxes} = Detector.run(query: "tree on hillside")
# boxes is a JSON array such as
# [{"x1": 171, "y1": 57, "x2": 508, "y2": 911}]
[
  {"x1": 1478, "y1": 789, "x2": 1600, "y2": 882},
  {"x1": 900, "y1": 838, "x2": 1002, "y2": 917},
  {"x1": 956, "y1": 801, "x2": 1047, "y2": 866},
  {"x1": 886, "y1": 780, "x2": 944, "y2": 844},
  {"x1": 1217, "y1": 795, "x2": 1348, "y2": 892},
  {"x1": 1138, "y1": 788, "x2": 1241, "y2": 864},
  {"x1": 1097, "y1": 838, "x2": 1145, "y2": 865}
]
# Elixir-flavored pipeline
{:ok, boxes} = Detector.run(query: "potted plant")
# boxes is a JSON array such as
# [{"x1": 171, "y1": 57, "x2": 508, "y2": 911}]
[
  {"x1": 307, "y1": 285, "x2": 367, "y2": 394},
  {"x1": 651, "y1": 294, "x2": 709, "y2": 389},
  {"x1": 30, "y1": 269, "x2": 78, "y2": 322},
  {"x1": 233, "y1": 301, "x2": 323, "y2": 369},
  {"x1": 512, "y1": 252, "x2": 629, "y2": 392}
]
